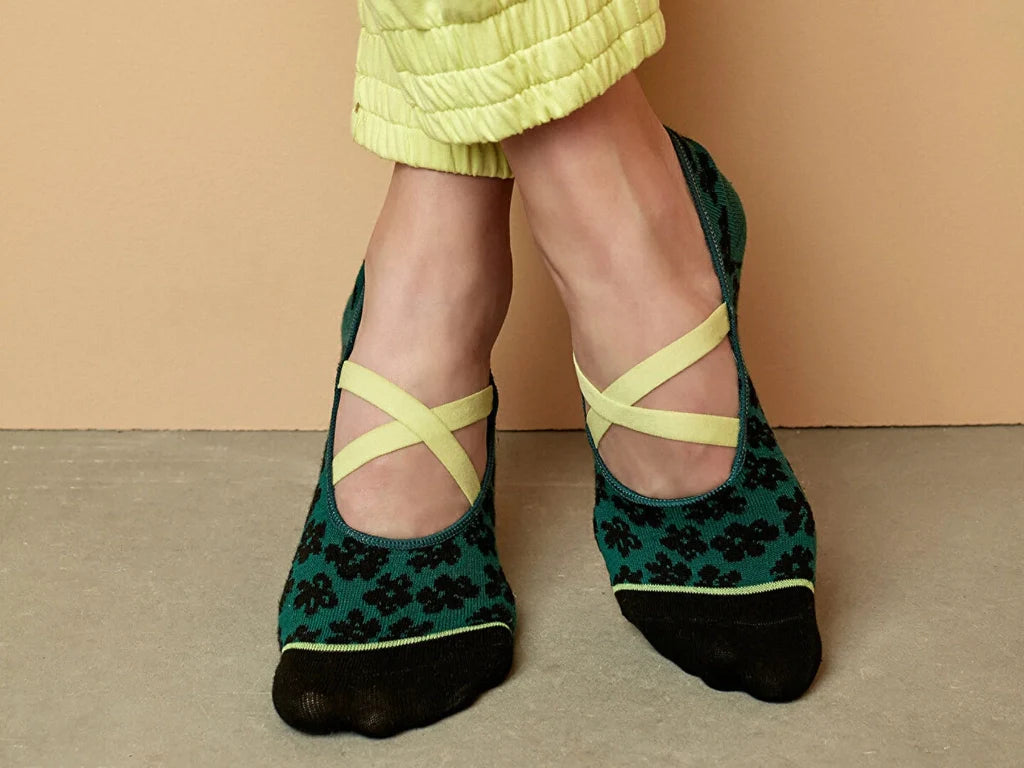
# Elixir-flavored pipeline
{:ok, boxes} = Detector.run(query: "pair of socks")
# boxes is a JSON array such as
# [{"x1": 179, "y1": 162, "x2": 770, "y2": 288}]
[{"x1": 272, "y1": 130, "x2": 821, "y2": 738}]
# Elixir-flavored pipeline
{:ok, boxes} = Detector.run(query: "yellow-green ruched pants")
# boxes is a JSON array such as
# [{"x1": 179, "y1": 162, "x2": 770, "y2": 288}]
[{"x1": 352, "y1": 0, "x2": 666, "y2": 178}]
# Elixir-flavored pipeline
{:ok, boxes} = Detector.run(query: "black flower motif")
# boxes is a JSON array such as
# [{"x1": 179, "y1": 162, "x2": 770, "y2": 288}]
[
  {"x1": 483, "y1": 564, "x2": 512, "y2": 601},
  {"x1": 324, "y1": 538, "x2": 389, "y2": 581},
  {"x1": 742, "y1": 455, "x2": 789, "y2": 492},
  {"x1": 695, "y1": 146, "x2": 720, "y2": 204},
  {"x1": 469, "y1": 604, "x2": 514, "y2": 626},
  {"x1": 600, "y1": 518, "x2": 641, "y2": 557},
  {"x1": 415, "y1": 574, "x2": 480, "y2": 614},
  {"x1": 381, "y1": 617, "x2": 434, "y2": 641},
  {"x1": 645, "y1": 553, "x2": 692, "y2": 585},
  {"x1": 595, "y1": 473, "x2": 610, "y2": 505},
  {"x1": 613, "y1": 565, "x2": 643, "y2": 584},
  {"x1": 408, "y1": 539, "x2": 461, "y2": 572},
  {"x1": 685, "y1": 486, "x2": 748, "y2": 524},
  {"x1": 324, "y1": 609, "x2": 381, "y2": 644},
  {"x1": 695, "y1": 565, "x2": 741, "y2": 588},
  {"x1": 292, "y1": 572, "x2": 338, "y2": 617},
  {"x1": 747, "y1": 384, "x2": 761, "y2": 411},
  {"x1": 745, "y1": 416, "x2": 775, "y2": 451},
  {"x1": 770, "y1": 545, "x2": 814, "y2": 580},
  {"x1": 362, "y1": 573, "x2": 413, "y2": 616},
  {"x1": 284, "y1": 625, "x2": 322, "y2": 644},
  {"x1": 660, "y1": 524, "x2": 708, "y2": 561},
  {"x1": 295, "y1": 519, "x2": 326, "y2": 564},
  {"x1": 710, "y1": 519, "x2": 780, "y2": 562},
  {"x1": 463, "y1": 521, "x2": 496, "y2": 557},
  {"x1": 717, "y1": 206, "x2": 733, "y2": 263},
  {"x1": 613, "y1": 496, "x2": 665, "y2": 528},
  {"x1": 778, "y1": 488, "x2": 815, "y2": 537}
]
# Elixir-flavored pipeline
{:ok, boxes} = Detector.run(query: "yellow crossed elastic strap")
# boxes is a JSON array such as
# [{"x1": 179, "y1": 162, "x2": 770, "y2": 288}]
[
  {"x1": 333, "y1": 361, "x2": 492, "y2": 504},
  {"x1": 574, "y1": 303, "x2": 740, "y2": 448}
]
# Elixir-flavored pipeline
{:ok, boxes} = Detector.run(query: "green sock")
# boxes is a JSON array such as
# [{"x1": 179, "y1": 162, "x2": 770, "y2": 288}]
[
  {"x1": 590, "y1": 130, "x2": 821, "y2": 701},
  {"x1": 273, "y1": 267, "x2": 516, "y2": 737}
]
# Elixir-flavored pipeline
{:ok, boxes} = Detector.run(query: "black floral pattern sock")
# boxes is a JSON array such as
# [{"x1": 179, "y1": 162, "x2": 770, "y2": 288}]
[
  {"x1": 273, "y1": 268, "x2": 516, "y2": 737},
  {"x1": 588, "y1": 130, "x2": 821, "y2": 701}
]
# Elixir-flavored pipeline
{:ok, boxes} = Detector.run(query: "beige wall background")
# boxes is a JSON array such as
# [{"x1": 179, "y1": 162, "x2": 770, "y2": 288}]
[{"x1": 2, "y1": 1, "x2": 1022, "y2": 430}]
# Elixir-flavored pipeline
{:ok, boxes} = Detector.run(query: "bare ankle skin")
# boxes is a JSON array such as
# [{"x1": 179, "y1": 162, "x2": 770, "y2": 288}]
[
  {"x1": 502, "y1": 73, "x2": 739, "y2": 499},
  {"x1": 334, "y1": 164, "x2": 514, "y2": 538}
]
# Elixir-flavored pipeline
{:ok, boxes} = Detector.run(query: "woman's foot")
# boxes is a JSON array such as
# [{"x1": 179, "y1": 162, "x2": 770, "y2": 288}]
[
  {"x1": 274, "y1": 166, "x2": 518, "y2": 736},
  {"x1": 334, "y1": 164, "x2": 513, "y2": 538},
  {"x1": 504, "y1": 76, "x2": 821, "y2": 703},
  {"x1": 503, "y1": 74, "x2": 738, "y2": 499}
]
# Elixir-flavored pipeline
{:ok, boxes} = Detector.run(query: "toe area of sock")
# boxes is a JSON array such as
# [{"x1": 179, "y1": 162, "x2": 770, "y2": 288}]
[
  {"x1": 616, "y1": 586, "x2": 822, "y2": 702},
  {"x1": 272, "y1": 626, "x2": 513, "y2": 737}
]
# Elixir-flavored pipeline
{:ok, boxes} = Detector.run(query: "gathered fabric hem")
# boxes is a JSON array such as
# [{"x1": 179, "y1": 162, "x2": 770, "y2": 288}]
[{"x1": 352, "y1": 0, "x2": 665, "y2": 177}]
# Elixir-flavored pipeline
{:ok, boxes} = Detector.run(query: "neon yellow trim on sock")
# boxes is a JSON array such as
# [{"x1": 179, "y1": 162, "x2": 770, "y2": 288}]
[
  {"x1": 281, "y1": 621, "x2": 511, "y2": 654},
  {"x1": 332, "y1": 386, "x2": 492, "y2": 485},
  {"x1": 335, "y1": 361, "x2": 489, "y2": 504},
  {"x1": 611, "y1": 578, "x2": 814, "y2": 596},
  {"x1": 574, "y1": 303, "x2": 739, "y2": 448}
]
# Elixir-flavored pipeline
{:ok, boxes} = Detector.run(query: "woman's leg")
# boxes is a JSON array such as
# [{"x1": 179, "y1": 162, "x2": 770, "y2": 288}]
[
  {"x1": 274, "y1": 166, "x2": 518, "y2": 737},
  {"x1": 502, "y1": 72, "x2": 821, "y2": 702},
  {"x1": 334, "y1": 163, "x2": 514, "y2": 538},
  {"x1": 502, "y1": 72, "x2": 737, "y2": 499}
]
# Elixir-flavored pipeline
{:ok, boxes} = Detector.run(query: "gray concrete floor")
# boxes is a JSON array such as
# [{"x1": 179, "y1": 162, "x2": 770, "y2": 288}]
[{"x1": 1, "y1": 427, "x2": 1022, "y2": 767}]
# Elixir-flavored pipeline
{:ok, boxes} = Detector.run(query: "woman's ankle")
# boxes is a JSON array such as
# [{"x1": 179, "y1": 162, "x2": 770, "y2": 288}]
[
  {"x1": 330, "y1": 164, "x2": 513, "y2": 538},
  {"x1": 502, "y1": 74, "x2": 718, "y2": 313},
  {"x1": 354, "y1": 249, "x2": 510, "y2": 382},
  {"x1": 333, "y1": 261, "x2": 507, "y2": 538},
  {"x1": 500, "y1": 72, "x2": 740, "y2": 499},
  {"x1": 351, "y1": 163, "x2": 514, "y2": 380}
]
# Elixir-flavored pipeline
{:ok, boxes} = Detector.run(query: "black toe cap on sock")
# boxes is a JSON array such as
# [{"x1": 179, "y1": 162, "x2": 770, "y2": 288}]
[
  {"x1": 616, "y1": 586, "x2": 822, "y2": 702},
  {"x1": 272, "y1": 626, "x2": 513, "y2": 737}
]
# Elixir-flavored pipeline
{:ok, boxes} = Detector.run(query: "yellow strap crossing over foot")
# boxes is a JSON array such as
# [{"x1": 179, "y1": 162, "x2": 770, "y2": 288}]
[
  {"x1": 333, "y1": 361, "x2": 492, "y2": 504},
  {"x1": 574, "y1": 302, "x2": 740, "y2": 448}
]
